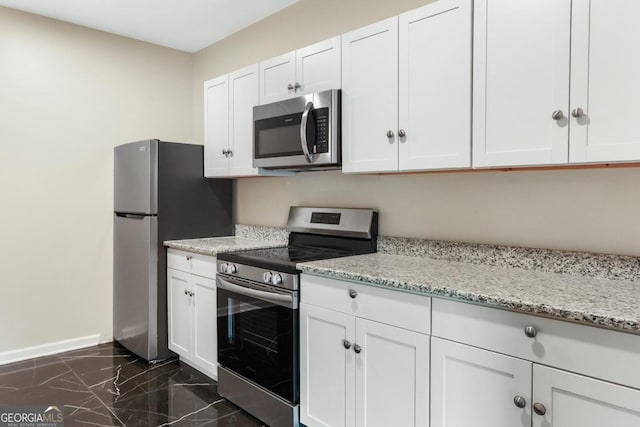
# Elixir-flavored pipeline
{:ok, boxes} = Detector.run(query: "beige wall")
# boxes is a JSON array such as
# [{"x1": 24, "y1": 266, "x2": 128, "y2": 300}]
[
  {"x1": 195, "y1": 0, "x2": 640, "y2": 257},
  {"x1": 0, "y1": 7, "x2": 193, "y2": 352}
]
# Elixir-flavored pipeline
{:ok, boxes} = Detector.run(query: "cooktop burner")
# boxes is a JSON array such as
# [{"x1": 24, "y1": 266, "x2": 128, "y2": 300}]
[{"x1": 218, "y1": 245, "x2": 354, "y2": 274}]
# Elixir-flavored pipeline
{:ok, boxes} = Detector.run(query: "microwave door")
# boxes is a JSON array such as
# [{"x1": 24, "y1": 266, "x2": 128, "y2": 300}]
[{"x1": 300, "y1": 102, "x2": 317, "y2": 163}]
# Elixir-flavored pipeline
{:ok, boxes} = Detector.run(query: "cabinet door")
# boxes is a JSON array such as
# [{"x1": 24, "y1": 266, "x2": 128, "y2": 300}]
[
  {"x1": 533, "y1": 365, "x2": 640, "y2": 427},
  {"x1": 192, "y1": 274, "x2": 217, "y2": 380},
  {"x1": 569, "y1": 0, "x2": 640, "y2": 163},
  {"x1": 398, "y1": 0, "x2": 471, "y2": 171},
  {"x1": 342, "y1": 17, "x2": 399, "y2": 173},
  {"x1": 473, "y1": 0, "x2": 571, "y2": 167},
  {"x1": 300, "y1": 303, "x2": 356, "y2": 427},
  {"x1": 228, "y1": 64, "x2": 259, "y2": 177},
  {"x1": 203, "y1": 75, "x2": 229, "y2": 177},
  {"x1": 354, "y1": 319, "x2": 429, "y2": 427},
  {"x1": 295, "y1": 36, "x2": 341, "y2": 95},
  {"x1": 167, "y1": 268, "x2": 191, "y2": 359},
  {"x1": 259, "y1": 51, "x2": 296, "y2": 104},
  {"x1": 431, "y1": 337, "x2": 531, "y2": 427}
]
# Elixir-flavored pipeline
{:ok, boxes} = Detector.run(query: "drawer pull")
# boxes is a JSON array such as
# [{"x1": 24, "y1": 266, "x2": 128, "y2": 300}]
[
  {"x1": 513, "y1": 396, "x2": 526, "y2": 408},
  {"x1": 353, "y1": 344, "x2": 362, "y2": 354},
  {"x1": 186, "y1": 255, "x2": 192, "y2": 261},
  {"x1": 348, "y1": 289, "x2": 358, "y2": 299},
  {"x1": 343, "y1": 340, "x2": 352, "y2": 350},
  {"x1": 524, "y1": 325, "x2": 538, "y2": 338},
  {"x1": 533, "y1": 403, "x2": 546, "y2": 416},
  {"x1": 184, "y1": 289, "x2": 188, "y2": 295}
]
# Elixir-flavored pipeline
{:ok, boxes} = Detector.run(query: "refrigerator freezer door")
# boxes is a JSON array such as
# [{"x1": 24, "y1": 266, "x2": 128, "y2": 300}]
[
  {"x1": 114, "y1": 140, "x2": 158, "y2": 215},
  {"x1": 113, "y1": 213, "x2": 158, "y2": 361}
]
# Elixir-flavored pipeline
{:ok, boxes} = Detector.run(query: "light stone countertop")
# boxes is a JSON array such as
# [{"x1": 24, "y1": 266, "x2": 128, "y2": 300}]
[
  {"x1": 297, "y1": 252, "x2": 640, "y2": 334},
  {"x1": 164, "y1": 236, "x2": 285, "y2": 257}
]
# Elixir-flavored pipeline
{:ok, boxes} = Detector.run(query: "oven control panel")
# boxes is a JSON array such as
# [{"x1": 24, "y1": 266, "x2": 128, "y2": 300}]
[{"x1": 217, "y1": 259, "x2": 299, "y2": 291}]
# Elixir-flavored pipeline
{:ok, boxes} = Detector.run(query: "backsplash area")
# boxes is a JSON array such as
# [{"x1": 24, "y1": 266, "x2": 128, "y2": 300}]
[{"x1": 235, "y1": 224, "x2": 640, "y2": 282}]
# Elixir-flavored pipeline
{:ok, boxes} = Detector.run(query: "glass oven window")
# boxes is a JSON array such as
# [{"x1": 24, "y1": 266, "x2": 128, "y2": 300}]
[{"x1": 217, "y1": 285, "x2": 299, "y2": 404}]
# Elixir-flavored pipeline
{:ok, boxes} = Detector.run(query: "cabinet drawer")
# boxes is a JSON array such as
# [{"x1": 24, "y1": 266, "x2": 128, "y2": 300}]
[
  {"x1": 190, "y1": 253, "x2": 217, "y2": 279},
  {"x1": 167, "y1": 249, "x2": 191, "y2": 272},
  {"x1": 432, "y1": 298, "x2": 640, "y2": 389},
  {"x1": 167, "y1": 249, "x2": 216, "y2": 279},
  {"x1": 301, "y1": 274, "x2": 430, "y2": 334}
]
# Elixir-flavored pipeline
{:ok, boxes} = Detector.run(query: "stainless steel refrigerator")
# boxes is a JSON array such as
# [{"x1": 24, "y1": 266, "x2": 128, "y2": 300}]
[{"x1": 113, "y1": 139, "x2": 232, "y2": 362}]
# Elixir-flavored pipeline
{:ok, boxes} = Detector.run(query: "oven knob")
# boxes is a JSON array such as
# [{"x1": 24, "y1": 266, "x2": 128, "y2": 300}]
[
  {"x1": 228, "y1": 264, "x2": 237, "y2": 274},
  {"x1": 263, "y1": 272, "x2": 272, "y2": 284},
  {"x1": 272, "y1": 273, "x2": 283, "y2": 285},
  {"x1": 219, "y1": 263, "x2": 228, "y2": 273}
]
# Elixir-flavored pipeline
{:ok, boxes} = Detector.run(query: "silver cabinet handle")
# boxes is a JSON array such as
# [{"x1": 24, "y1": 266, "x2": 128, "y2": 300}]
[
  {"x1": 343, "y1": 340, "x2": 352, "y2": 349},
  {"x1": 184, "y1": 289, "x2": 188, "y2": 295},
  {"x1": 398, "y1": 129, "x2": 406, "y2": 138},
  {"x1": 348, "y1": 289, "x2": 357, "y2": 299},
  {"x1": 513, "y1": 396, "x2": 526, "y2": 408},
  {"x1": 533, "y1": 403, "x2": 546, "y2": 416},
  {"x1": 221, "y1": 149, "x2": 227, "y2": 156},
  {"x1": 190, "y1": 291, "x2": 195, "y2": 297},
  {"x1": 300, "y1": 101, "x2": 314, "y2": 163},
  {"x1": 287, "y1": 83, "x2": 294, "y2": 91},
  {"x1": 353, "y1": 344, "x2": 362, "y2": 354},
  {"x1": 386, "y1": 130, "x2": 394, "y2": 138},
  {"x1": 552, "y1": 110, "x2": 564, "y2": 120},
  {"x1": 227, "y1": 150, "x2": 233, "y2": 158},
  {"x1": 186, "y1": 255, "x2": 192, "y2": 261},
  {"x1": 294, "y1": 82, "x2": 301, "y2": 91},
  {"x1": 524, "y1": 325, "x2": 537, "y2": 338},
  {"x1": 571, "y1": 107, "x2": 584, "y2": 118}
]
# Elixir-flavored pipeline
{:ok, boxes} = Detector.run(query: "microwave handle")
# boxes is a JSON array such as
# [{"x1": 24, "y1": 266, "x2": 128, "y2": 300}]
[{"x1": 300, "y1": 101, "x2": 314, "y2": 163}]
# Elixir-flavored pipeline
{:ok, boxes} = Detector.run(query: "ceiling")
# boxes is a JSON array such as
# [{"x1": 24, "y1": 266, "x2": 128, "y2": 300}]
[{"x1": 0, "y1": 0, "x2": 299, "y2": 53}]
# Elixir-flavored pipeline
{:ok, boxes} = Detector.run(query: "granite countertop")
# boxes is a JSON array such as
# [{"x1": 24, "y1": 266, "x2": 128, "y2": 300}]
[
  {"x1": 297, "y1": 253, "x2": 640, "y2": 334},
  {"x1": 164, "y1": 236, "x2": 285, "y2": 257}
]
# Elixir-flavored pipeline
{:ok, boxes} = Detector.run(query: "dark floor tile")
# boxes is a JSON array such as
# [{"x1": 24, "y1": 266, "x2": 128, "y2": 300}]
[
  {"x1": 62, "y1": 395, "x2": 123, "y2": 427},
  {"x1": 91, "y1": 359, "x2": 215, "y2": 406},
  {"x1": 61, "y1": 343, "x2": 142, "y2": 388},
  {"x1": 108, "y1": 383, "x2": 228, "y2": 427},
  {"x1": 202, "y1": 409, "x2": 267, "y2": 427},
  {"x1": 0, "y1": 354, "x2": 63, "y2": 376},
  {"x1": 0, "y1": 360, "x2": 74, "y2": 399}
]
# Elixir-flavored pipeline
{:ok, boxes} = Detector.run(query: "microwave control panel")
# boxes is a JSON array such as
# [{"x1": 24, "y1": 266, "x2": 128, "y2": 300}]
[{"x1": 314, "y1": 108, "x2": 329, "y2": 154}]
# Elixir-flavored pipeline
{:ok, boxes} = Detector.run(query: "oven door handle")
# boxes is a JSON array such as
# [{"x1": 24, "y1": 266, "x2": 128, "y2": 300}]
[
  {"x1": 217, "y1": 277, "x2": 297, "y2": 309},
  {"x1": 300, "y1": 101, "x2": 314, "y2": 163}
]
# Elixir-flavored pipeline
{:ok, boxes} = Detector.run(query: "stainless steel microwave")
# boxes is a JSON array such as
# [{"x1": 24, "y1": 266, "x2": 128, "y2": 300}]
[{"x1": 253, "y1": 89, "x2": 341, "y2": 170}]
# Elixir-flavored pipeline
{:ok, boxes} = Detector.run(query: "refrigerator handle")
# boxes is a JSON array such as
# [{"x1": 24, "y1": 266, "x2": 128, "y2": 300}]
[{"x1": 115, "y1": 213, "x2": 147, "y2": 219}]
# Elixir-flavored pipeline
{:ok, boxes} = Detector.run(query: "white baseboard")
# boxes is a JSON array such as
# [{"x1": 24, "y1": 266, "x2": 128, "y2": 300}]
[{"x1": 0, "y1": 334, "x2": 101, "y2": 365}]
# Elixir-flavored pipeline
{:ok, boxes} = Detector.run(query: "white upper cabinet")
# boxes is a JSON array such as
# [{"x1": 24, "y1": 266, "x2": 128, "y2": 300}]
[
  {"x1": 259, "y1": 36, "x2": 341, "y2": 105},
  {"x1": 569, "y1": 0, "x2": 640, "y2": 163},
  {"x1": 398, "y1": 0, "x2": 472, "y2": 170},
  {"x1": 203, "y1": 64, "x2": 259, "y2": 178},
  {"x1": 228, "y1": 64, "x2": 259, "y2": 176},
  {"x1": 474, "y1": 0, "x2": 640, "y2": 168},
  {"x1": 473, "y1": 0, "x2": 572, "y2": 167},
  {"x1": 342, "y1": 17, "x2": 399, "y2": 173},
  {"x1": 203, "y1": 75, "x2": 230, "y2": 177},
  {"x1": 343, "y1": 0, "x2": 472, "y2": 174},
  {"x1": 295, "y1": 37, "x2": 341, "y2": 96}
]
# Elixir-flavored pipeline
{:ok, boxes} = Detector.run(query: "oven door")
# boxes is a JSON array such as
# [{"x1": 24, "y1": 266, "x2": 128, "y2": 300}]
[{"x1": 217, "y1": 275, "x2": 299, "y2": 404}]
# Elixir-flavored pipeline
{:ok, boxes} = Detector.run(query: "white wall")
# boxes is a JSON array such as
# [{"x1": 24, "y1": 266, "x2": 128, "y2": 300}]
[
  {"x1": 194, "y1": 0, "x2": 640, "y2": 257},
  {"x1": 0, "y1": 7, "x2": 193, "y2": 353}
]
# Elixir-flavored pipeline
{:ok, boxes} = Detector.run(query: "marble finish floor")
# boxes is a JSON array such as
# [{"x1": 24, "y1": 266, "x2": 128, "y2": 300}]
[{"x1": 0, "y1": 342, "x2": 265, "y2": 426}]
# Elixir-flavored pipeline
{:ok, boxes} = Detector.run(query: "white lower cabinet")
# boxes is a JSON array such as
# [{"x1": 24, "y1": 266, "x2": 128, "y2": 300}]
[
  {"x1": 300, "y1": 274, "x2": 430, "y2": 427},
  {"x1": 533, "y1": 365, "x2": 640, "y2": 427},
  {"x1": 431, "y1": 337, "x2": 531, "y2": 427},
  {"x1": 167, "y1": 249, "x2": 218, "y2": 380},
  {"x1": 432, "y1": 298, "x2": 640, "y2": 427}
]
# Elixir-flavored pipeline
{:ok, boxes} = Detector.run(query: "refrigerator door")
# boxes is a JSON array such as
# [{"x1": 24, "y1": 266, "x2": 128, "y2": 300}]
[
  {"x1": 114, "y1": 140, "x2": 158, "y2": 215},
  {"x1": 113, "y1": 213, "x2": 158, "y2": 361}
]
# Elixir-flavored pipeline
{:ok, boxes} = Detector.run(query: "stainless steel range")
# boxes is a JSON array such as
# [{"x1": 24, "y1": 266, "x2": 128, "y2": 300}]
[{"x1": 216, "y1": 207, "x2": 378, "y2": 427}]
